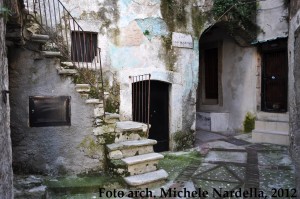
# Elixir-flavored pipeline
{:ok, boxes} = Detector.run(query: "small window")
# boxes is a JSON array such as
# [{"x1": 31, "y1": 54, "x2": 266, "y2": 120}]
[
  {"x1": 71, "y1": 31, "x2": 97, "y2": 62},
  {"x1": 29, "y1": 96, "x2": 71, "y2": 127}
]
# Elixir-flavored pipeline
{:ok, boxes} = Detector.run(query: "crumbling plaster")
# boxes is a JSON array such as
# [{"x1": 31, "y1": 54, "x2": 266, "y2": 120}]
[{"x1": 58, "y1": 0, "x2": 201, "y2": 149}]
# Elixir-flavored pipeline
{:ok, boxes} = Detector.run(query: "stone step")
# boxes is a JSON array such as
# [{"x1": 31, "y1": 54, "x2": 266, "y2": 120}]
[
  {"x1": 256, "y1": 112, "x2": 289, "y2": 122},
  {"x1": 30, "y1": 34, "x2": 50, "y2": 43},
  {"x1": 124, "y1": 169, "x2": 168, "y2": 188},
  {"x1": 42, "y1": 51, "x2": 61, "y2": 58},
  {"x1": 107, "y1": 139, "x2": 157, "y2": 160},
  {"x1": 105, "y1": 112, "x2": 120, "y2": 124},
  {"x1": 115, "y1": 121, "x2": 148, "y2": 134},
  {"x1": 121, "y1": 153, "x2": 163, "y2": 176},
  {"x1": 75, "y1": 84, "x2": 91, "y2": 93},
  {"x1": 57, "y1": 67, "x2": 78, "y2": 75},
  {"x1": 113, "y1": 121, "x2": 149, "y2": 143},
  {"x1": 255, "y1": 120, "x2": 289, "y2": 132},
  {"x1": 61, "y1": 62, "x2": 76, "y2": 69},
  {"x1": 252, "y1": 130, "x2": 289, "y2": 146}
]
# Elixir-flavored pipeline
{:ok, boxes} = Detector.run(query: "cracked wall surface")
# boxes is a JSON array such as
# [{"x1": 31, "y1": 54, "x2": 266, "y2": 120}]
[{"x1": 288, "y1": 0, "x2": 300, "y2": 192}]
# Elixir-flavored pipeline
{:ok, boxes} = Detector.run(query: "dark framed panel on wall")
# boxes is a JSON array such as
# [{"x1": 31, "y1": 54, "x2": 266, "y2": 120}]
[{"x1": 29, "y1": 96, "x2": 71, "y2": 127}]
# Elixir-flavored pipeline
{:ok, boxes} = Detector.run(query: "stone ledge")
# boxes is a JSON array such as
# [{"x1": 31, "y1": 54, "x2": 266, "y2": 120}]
[
  {"x1": 75, "y1": 84, "x2": 91, "y2": 93},
  {"x1": 124, "y1": 169, "x2": 168, "y2": 187},
  {"x1": 107, "y1": 139, "x2": 157, "y2": 152},
  {"x1": 41, "y1": 51, "x2": 61, "y2": 57},
  {"x1": 57, "y1": 68, "x2": 78, "y2": 75},
  {"x1": 86, "y1": 99, "x2": 103, "y2": 104},
  {"x1": 122, "y1": 153, "x2": 163, "y2": 166},
  {"x1": 31, "y1": 34, "x2": 49, "y2": 43},
  {"x1": 61, "y1": 61, "x2": 75, "y2": 68}
]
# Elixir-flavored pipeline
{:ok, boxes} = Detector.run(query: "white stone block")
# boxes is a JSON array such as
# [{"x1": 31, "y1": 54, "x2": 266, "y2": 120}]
[
  {"x1": 109, "y1": 150, "x2": 123, "y2": 160},
  {"x1": 211, "y1": 113, "x2": 229, "y2": 132}
]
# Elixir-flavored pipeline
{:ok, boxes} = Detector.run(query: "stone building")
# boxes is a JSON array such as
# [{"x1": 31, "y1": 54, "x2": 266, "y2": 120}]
[
  {"x1": 288, "y1": 0, "x2": 300, "y2": 192},
  {"x1": 1, "y1": 0, "x2": 300, "y2": 197}
]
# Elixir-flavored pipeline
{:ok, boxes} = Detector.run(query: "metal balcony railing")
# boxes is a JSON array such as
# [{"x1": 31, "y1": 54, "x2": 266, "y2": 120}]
[{"x1": 4, "y1": 0, "x2": 105, "y2": 106}]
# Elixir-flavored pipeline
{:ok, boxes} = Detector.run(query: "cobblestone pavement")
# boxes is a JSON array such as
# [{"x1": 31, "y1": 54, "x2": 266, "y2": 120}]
[{"x1": 165, "y1": 133, "x2": 296, "y2": 199}]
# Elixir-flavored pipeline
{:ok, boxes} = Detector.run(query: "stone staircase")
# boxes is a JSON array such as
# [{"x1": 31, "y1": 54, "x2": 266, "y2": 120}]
[
  {"x1": 20, "y1": 26, "x2": 169, "y2": 189},
  {"x1": 252, "y1": 112, "x2": 289, "y2": 145},
  {"x1": 106, "y1": 121, "x2": 168, "y2": 188}
]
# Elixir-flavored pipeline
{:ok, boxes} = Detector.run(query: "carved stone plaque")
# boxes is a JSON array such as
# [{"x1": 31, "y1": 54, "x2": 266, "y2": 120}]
[{"x1": 172, "y1": 32, "x2": 193, "y2": 49}]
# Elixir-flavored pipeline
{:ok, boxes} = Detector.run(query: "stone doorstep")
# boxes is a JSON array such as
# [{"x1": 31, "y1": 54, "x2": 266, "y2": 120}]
[
  {"x1": 75, "y1": 84, "x2": 91, "y2": 93},
  {"x1": 41, "y1": 51, "x2": 61, "y2": 57},
  {"x1": 124, "y1": 169, "x2": 168, "y2": 187},
  {"x1": 107, "y1": 139, "x2": 157, "y2": 152},
  {"x1": 122, "y1": 153, "x2": 164, "y2": 166},
  {"x1": 57, "y1": 67, "x2": 78, "y2": 75},
  {"x1": 252, "y1": 130, "x2": 289, "y2": 146},
  {"x1": 255, "y1": 120, "x2": 289, "y2": 132},
  {"x1": 115, "y1": 121, "x2": 148, "y2": 133}
]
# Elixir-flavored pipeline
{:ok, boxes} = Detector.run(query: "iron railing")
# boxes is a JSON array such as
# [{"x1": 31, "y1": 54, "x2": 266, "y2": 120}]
[
  {"x1": 4, "y1": 0, "x2": 105, "y2": 103},
  {"x1": 130, "y1": 74, "x2": 151, "y2": 136}
]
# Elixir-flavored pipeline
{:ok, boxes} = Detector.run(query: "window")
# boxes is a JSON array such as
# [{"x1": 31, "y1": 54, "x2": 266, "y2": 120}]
[
  {"x1": 71, "y1": 31, "x2": 97, "y2": 62},
  {"x1": 199, "y1": 42, "x2": 222, "y2": 105},
  {"x1": 29, "y1": 96, "x2": 71, "y2": 127}
]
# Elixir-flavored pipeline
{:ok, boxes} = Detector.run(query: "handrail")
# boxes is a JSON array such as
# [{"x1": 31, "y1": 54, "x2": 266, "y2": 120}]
[{"x1": 8, "y1": 0, "x2": 106, "y2": 108}]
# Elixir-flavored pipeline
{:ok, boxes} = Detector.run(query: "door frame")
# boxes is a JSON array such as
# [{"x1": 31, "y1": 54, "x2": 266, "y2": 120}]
[{"x1": 259, "y1": 39, "x2": 288, "y2": 113}]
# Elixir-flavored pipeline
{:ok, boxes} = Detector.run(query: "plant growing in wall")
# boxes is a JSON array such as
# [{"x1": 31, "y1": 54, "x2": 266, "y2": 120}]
[
  {"x1": 212, "y1": 0, "x2": 260, "y2": 42},
  {"x1": 160, "y1": 0, "x2": 187, "y2": 32},
  {"x1": 173, "y1": 131, "x2": 195, "y2": 151},
  {"x1": 243, "y1": 112, "x2": 256, "y2": 133}
]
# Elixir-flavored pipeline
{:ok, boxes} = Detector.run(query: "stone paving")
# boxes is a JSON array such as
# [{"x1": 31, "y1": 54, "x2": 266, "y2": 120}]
[
  {"x1": 13, "y1": 132, "x2": 297, "y2": 198},
  {"x1": 165, "y1": 132, "x2": 297, "y2": 199}
]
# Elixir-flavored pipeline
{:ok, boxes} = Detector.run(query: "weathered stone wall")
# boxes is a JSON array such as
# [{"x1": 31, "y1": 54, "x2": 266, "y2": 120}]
[
  {"x1": 56, "y1": 0, "x2": 203, "y2": 149},
  {"x1": 9, "y1": 47, "x2": 105, "y2": 175},
  {"x1": 256, "y1": 0, "x2": 289, "y2": 42},
  {"x1": 0, "y1": 0, "x2": 14, "y2": 197},
  {"x1": 288, "y1": 0, "x2": 300, "y2": 192}
]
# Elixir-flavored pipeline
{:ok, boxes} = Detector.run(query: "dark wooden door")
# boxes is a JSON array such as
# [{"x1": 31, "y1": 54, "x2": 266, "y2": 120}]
[
  {"x1": 132, "y1": 80, "x2": 169, "y2": 152},
  {"x1": 262, "y1": 50, "x2": 288, "y2": 112},
  {"x1": 149, "y1": 81, "x2": 169, "y2": 152}
]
